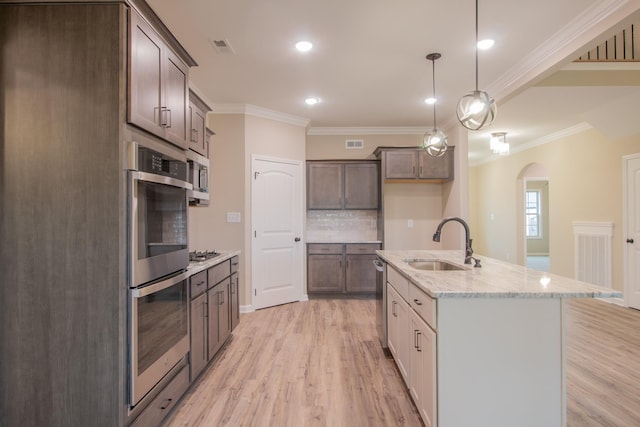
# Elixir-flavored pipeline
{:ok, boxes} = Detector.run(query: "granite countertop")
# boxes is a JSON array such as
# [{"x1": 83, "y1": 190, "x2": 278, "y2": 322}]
[
  {"x1": 377, "y1": 249, "x2": 623, "y2": 299},
  {"x1": 186, "y1": 250, "x2": 241, "y2": 275}
]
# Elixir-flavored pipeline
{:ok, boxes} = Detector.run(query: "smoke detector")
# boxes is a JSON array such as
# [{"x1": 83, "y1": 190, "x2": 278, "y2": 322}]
[{"x1": 210, "y1": 39, "x2": 235, "y2": 55}]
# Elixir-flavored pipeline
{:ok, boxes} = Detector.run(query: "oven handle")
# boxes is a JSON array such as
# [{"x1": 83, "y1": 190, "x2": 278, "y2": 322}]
[
  {"x1": 132, "y1": 171, "x2": 193, "y2": 191},
  {"x1": 132, "y1": 271, "x2": 190, "y2": 298}
]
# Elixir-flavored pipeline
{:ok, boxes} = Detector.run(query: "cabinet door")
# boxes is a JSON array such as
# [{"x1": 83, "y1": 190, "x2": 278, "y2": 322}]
[
  {"x1": 344, "y1": 163, "x2": 379, "y2": 209},
  {"x1": 189, "y1": 292, "x2": 208, "y2": 380},
  {"x1": 129, "y1": 12, "x2": 164, "y2": 137},
  {"x1": 217, "y1": 278, "x2": 231, "y2": 347},
  {"x1": 345, "y1": 254, "x2": 377, "y2": 293},
  {"x1": 418, "y1": 148, "x2": 453, "y2": 180},
  {"x1": 163, "y1": 50, "x2": 189, "y2": 149},
  {"x1": 385, "y1": 151, "x2": 418, "y2": 179},
  {"x1": 307, "y1": 163, "x2": 343, "y2": 209},
  {"x1": 387, "y1": 284, "x2": 410, "y2": 384},
  {"x1": 189, "y1": 102, "x2": 206, "y2": 156},
  {"x1": 230, "y1": 273, "x2": 240, "y2": 331},
  {"x1": 207, "y1": 288, "x2": 220, "y2": 360},
  {"x1": 307, "y1": 254, "x2": 344, "y2": 293},
  {"x1": 410, "y1": 310, "x2": 437, "y2": 427}
]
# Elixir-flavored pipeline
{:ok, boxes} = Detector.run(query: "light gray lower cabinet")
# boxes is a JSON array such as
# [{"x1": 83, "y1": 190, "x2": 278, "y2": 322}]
[
  {"x1": 230, "y1": 272, "x2": 240, "y2": 331},
  {"x1": 190, "y1": 292, "x2": 208, "y2": 381},
  {"x1": 345, "y1": 253, "x2": 378, "y2": 293},
  {"x1": 307, "y1": 243, "x2": 380, "y2": 294},
  {"x1": 189, "y1": 259, "x2": 237, "y2": 382},
  {"x1": 307, "y1": 254, "x2": 345, "y2": 293},
  {"x1": 208, "y1": 278, "x2": 231, "y2": 358}
]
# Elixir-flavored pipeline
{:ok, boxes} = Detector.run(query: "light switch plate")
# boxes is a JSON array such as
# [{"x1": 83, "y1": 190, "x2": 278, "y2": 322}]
[{"x1": 226, "y1": 212, "x2": 241, "y2": 223}]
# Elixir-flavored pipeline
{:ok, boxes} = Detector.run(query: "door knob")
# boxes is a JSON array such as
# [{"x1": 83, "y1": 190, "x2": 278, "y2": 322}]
[
  {"x1": 294, "y1": 237, "x2": 301, "y2": 242},
  {"x1": 627, "y1": 238, "x2": 635, "y2": 244}
]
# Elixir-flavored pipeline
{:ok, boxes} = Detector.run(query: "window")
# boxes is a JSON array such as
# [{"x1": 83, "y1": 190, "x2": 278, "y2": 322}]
[{"x1": 525, "y1": 190, "x2": 542, "y2": 238}]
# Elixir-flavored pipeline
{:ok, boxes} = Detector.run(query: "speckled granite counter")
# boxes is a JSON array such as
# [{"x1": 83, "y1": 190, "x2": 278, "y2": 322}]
[
  {"x1": 378, "y1": 249, "x2": 619, "y2": 426},
  {"x1": 186, "y1": 250, "x2": 241, "y2": 276},
  {"x1": 377, "y1": 249, "x2": 622, "y2": 299}
]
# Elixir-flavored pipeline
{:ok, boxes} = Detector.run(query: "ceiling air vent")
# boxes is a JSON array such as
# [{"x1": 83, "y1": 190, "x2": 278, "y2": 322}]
[
  {"x1": 210, "y1": 38, "x2": 236, "y2": 55},
  {"x1": 345, "y1": 139, "x2": 364, "y2": 149}
]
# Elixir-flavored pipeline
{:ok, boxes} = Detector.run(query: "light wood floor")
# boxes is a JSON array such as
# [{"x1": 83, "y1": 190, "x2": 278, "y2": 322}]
[
  {"x1": 165, "y1": 297, "x2": 640, "y2": 427},
  {"x1": 566, "y1": 298, "x2": 640, "y2": 427},
  {"x1": 165, "y1": 298, "x2": 422, "y2": 427}
]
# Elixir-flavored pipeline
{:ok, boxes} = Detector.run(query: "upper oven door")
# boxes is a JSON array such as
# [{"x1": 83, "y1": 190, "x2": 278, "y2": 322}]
[{"x1": 129, "y1": 171, "x2": 191, "y2": 287}]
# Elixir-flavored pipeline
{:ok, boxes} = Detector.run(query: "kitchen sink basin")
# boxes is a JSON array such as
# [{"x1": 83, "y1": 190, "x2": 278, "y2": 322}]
[{"x1": 403, "y1": 259, "x2": 466, "y2": 271}]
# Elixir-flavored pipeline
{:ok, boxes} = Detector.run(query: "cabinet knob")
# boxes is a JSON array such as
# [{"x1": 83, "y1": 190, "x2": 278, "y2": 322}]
[
  {"x1": 294, "y1": 237, "x2": 301, "y2": 242},
  {"x1": 413, "y1": 298, "x2": 423, "y2": 306},
  {"x1": 627, "y1": 238, "x2": 635, "y2": 244}
]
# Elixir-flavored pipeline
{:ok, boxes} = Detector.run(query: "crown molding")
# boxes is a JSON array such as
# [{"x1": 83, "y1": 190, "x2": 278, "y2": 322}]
[
  {"x1": 307, "y1": 126, "x2": 427, "y2": 136},
  {"x1": 470, "y1": 122, "x2": 593, "y2": 167},
  {"x1": 210, "y1": 104, "x2": 310, "y2": 127},
  {"x1": 487, "y1": 0, "x2": 640, "y2": 103}
]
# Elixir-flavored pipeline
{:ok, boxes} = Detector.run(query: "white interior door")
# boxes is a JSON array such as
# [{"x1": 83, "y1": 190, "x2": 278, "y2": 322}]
[
  {"x1": 251, "y1": 156, "x2": 303, "y2": 310},
  {"x1": 624, "y1": 154, "x2": 640, "y2": 309}
]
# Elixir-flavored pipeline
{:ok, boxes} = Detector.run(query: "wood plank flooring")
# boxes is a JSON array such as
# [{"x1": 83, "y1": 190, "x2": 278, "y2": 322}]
[
  {"x1": 164, "y1": 298, "x2": 422, "y2": 427},
  {"x1": 566, "y1": 298, "x2": 640, "y2": 427},
  {"x1": 164, "y1": 297, "x2": 640, "y2": 427}
]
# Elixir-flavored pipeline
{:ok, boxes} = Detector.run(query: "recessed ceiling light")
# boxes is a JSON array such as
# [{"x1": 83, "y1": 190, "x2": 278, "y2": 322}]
[
  {"x1": 425, "y1": 97, "x2": 437, "y2": 105},
  {"x1": 477, "y1": 39, "x2": 495, "y2": 50},
  {"x1": 296, "y1": 41, "x2": 313, "y2": 52},
  {"x1": 305, "y1": 97, "x2": 320, "y2": 105}
]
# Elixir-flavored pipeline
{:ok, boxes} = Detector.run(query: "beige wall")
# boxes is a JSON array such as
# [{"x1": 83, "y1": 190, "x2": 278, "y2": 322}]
[
  {"x1": 471, "y1": 128, "x2": 640, "y2": 291},
  {"x1": 189, "y1": 113, "x2": 306, "y2": 309},
  {"x1": 306, "y1": 133, "x2": 421, "y2": 159}
]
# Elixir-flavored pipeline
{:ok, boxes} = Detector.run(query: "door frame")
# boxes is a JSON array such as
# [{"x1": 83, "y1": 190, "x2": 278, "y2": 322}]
[
  {"x1": 250, "y1": 154, "x2": 305, "y2": 309},
  {"x1": 623, "y1": 153, "x2": 640, "y2": 308}
]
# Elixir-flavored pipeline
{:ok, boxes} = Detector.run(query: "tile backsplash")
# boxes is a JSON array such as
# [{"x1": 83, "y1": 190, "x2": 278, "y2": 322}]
[{"x1": 307, "y1": 210, "x2": 378, "y2": 241}]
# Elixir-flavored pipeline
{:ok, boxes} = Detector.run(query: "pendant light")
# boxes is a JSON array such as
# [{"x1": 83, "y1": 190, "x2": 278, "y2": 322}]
[
  {"x1": 490, "y1": 132, "x2": 509, "y2": 155},
  {"x1": 423, "y1": 53, "x2": 448, "y2": 157},
  {"x1": 456, "y1": 0, "x2": 496, "y2": 130}
]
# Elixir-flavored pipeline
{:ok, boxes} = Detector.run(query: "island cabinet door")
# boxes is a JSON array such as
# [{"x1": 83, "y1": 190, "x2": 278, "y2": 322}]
[
  {"x1": 190, "y1": 292, "x2": 208, "y2": 381},
  {"x1": 387, "y1": 283, "x2": 410, "y2": 385},
  {"x1": 410, "y1": 310, "x2": 437, "y2": 427}
]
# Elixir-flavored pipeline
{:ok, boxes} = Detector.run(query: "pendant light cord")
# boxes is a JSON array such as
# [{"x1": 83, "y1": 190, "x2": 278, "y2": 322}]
[
  {"x1": 475, "y1": 0, "x2": 479, "y2": 91},
  {"x1": 432, "y1": 58, "x2": 437, "y2": 127}
]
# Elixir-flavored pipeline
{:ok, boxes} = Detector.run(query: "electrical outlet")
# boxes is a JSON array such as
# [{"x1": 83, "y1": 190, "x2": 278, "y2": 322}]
[{"x1": 408, "y1": 219, "x2": 414, "y2": 228}]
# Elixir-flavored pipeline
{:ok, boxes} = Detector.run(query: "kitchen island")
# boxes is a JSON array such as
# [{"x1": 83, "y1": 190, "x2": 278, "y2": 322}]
[{"x1": 376, "y1": 249, "x2": 621, "y2": 427}]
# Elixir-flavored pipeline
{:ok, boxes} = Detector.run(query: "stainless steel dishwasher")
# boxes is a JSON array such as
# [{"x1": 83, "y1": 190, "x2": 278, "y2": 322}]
[{"x1": 373, "y1": 258, "x2": 387, "y2": 349}]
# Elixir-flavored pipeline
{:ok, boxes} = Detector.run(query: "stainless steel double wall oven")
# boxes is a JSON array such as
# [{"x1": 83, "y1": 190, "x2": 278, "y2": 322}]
[{"x1": 127, "y1": 141, "x2": 192, "y2": 406}]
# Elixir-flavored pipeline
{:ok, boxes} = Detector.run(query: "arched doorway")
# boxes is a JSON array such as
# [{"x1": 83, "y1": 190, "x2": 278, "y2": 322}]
[{"x1": 516, "y1": 163, "x2": 550, "y2": 271}]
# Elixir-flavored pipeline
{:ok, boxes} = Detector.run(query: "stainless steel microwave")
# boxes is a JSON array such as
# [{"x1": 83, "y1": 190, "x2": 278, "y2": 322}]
[{"x1": 186, "y1": 150, "x2": 210, "y2": 206}]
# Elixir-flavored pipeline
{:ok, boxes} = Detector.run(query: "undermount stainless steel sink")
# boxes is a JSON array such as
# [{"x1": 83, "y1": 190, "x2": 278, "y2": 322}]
[{"x1": 403, "y1": 259, "x2": 466, "y2": 271}]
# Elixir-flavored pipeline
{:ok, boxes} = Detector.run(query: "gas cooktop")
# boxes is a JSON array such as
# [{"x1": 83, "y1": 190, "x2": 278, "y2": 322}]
[{"x1": 189, "y1": 250, "x2": 221, "y2": 262}]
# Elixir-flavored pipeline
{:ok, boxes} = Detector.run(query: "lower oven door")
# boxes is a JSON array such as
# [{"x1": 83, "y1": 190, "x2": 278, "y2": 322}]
[{"x1": 129, "y1": 271, "x2": 190, "y2": 406}]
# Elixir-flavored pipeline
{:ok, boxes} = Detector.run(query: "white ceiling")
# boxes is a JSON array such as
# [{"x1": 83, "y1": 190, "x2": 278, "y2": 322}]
[{"x1": 146, "y1": 0, "x2": 640, "y2": 164}]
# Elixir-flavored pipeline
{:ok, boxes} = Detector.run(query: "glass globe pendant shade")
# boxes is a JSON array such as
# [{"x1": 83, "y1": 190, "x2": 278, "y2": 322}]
[
  {"x1": 456, "y1": 89, "x2": 497, "y2": 130},
  {"x1": 423, "y1": 128, "x2": 448, "y2": 157}
]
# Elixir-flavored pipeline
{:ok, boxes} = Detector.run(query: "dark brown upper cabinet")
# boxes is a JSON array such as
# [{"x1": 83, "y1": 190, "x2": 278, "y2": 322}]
[
  {"x1": 375, "y1": 147, "x2": 454, "y2": 182},
  {"x1": 129, "y1": 9, "x2": 190, "y2": 150},
  {"x1": 307, "y1": 161, "x2": 379, "y2": 210}
]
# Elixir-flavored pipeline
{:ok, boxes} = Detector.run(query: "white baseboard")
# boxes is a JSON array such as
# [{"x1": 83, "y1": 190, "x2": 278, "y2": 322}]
[{"x1": 240, "y1": 304, "x2": 254, "y2": 313}]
